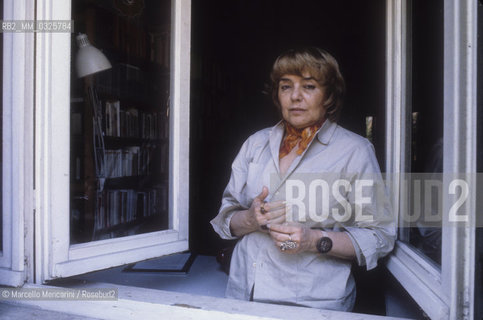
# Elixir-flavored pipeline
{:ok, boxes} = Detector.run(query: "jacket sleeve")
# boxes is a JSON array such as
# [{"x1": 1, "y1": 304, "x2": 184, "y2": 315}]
[
  {"x1": 210, "y1": 138, "x2": 252, "y2": 240},
  {"x1": 342, "y1": 143, "x2": 396, "y2": 270}
]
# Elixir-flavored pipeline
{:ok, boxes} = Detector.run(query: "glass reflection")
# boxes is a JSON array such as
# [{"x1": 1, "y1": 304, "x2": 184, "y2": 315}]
[
  {"x1": 70, "y1": 0, "x2": 171, "y2": 244},
  {"x1": 401, "y1": 0, "x2": 444, "y2": 265}
]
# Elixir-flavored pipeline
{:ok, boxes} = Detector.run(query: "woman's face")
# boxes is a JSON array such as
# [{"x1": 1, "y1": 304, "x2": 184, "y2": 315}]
[{"x1": 278, "y1": 72, "x2": 326, "y2": 129}]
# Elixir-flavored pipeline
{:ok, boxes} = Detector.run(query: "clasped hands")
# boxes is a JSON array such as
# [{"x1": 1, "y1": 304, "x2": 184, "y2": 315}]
[{"x1": 247, "y1": 186, "x2": 318, "y2": 254}]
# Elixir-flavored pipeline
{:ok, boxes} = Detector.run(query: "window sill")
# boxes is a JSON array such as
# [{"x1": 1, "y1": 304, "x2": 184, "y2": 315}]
[
  {"x1": 3, "y1": 283, "x2": 410, "y2": 320},
  {"x1": 386, "y1": 252, "x2": 449, "y2": 319}
]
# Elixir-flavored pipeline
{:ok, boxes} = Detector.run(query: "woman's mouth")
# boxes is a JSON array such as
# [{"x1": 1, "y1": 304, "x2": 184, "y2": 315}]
[{"x1": 289, "y1": 108, "x2": 306, "y2": 113}]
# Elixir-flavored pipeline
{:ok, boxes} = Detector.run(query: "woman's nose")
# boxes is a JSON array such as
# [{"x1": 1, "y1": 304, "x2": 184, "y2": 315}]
[{"x1": 291, "y1": 86, "x2": 302, "y2": 101}]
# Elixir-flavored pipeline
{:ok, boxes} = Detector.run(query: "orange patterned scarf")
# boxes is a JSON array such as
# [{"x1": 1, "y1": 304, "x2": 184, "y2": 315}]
[{"x1": 279, "y1": 121, "x2": 323, "y2": 159}]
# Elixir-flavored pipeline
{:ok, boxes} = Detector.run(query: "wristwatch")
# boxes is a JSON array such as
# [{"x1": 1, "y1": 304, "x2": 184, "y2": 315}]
[{"x1": 316, "y1": 232, "x2": 333, "y2": 254}]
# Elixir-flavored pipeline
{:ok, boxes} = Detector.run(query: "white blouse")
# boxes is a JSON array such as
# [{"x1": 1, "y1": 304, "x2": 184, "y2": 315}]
[{"x1": 210, "y1": 120, "x2": 396, "y2": 311}]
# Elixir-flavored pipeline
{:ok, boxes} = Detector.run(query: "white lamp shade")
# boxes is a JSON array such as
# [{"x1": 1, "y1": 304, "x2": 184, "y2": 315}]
[{"x1": 76, "y1": 33, "x2": 112, "y2": 78}]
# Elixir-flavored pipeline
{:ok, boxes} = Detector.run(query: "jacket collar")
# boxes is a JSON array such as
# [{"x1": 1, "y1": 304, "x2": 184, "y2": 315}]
[{"x1": 316, "y1": 119, "x2": 337, "y2": 145}]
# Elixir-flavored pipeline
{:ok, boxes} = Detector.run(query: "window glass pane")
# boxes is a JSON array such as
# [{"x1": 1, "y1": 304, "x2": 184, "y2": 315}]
[
  {"x1": 400, "y1": 0, "x2": 443, "y2": 265},
  {"x1": 70, "y1": 0, "x2": 171, "y2": 244}
]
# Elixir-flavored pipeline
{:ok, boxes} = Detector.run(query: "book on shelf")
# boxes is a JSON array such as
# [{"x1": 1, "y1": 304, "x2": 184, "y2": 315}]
[
  {"x1": 105, "y1": 100, "x2": 121, "y2": 137},
  {"x1": 94, "y1": 187, "x2": 167, "y2": 231},
  {"x1": 103, "y1": 145, "x2": 160, "y2": 178},
  {"x1": 103, "y1": 100, "x2": 166, "y2": 140}
]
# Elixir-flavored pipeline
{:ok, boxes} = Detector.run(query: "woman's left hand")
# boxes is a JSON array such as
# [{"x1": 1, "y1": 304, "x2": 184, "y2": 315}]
[{"x1": 268, "y1": 222, "x2": 320, "y2": 254}]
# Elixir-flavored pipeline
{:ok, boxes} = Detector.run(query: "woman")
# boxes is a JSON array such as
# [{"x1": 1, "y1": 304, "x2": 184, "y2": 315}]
[{"x1": 211, "y1": 47, "x2": 395, "y2": 311}]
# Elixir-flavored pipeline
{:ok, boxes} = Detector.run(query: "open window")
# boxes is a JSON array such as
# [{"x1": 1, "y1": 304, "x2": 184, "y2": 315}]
[
  {"x1": 385, "y1": 0, "x2": 477, "y2": 318},
  {"x1": 33, "y1": 0, "x2": 190, "y2": 281}
]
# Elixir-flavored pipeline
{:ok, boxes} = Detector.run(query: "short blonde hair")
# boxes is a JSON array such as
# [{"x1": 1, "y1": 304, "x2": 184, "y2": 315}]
[{"x1": 270, "y1": 47, "x2": 345, "y2": 122}]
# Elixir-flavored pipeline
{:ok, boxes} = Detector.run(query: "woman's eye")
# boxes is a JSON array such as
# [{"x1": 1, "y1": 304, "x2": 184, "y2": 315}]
[
  {"x1": 280, "y1": 85, "x2": 291, "y2": 91},
  {"x1": 304, "y1": 84, "x2": 316, "y2": 90}
]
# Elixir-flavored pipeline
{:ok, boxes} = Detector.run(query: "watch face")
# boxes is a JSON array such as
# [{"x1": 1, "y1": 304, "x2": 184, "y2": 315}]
[{"x1": 317, "y1": 237, "x2": 333, "y2": 254}]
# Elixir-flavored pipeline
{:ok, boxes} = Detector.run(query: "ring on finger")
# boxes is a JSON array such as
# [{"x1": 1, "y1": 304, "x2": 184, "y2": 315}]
[
  {"x1": 260, "y1": 202, "x2": 267, "y2": 215},
  {"x1": 280, "y1": 240, "x2": 297, "y2": 251},
  {"x1": 288, "y1": 234, "x2": 292, "y2": 241}
]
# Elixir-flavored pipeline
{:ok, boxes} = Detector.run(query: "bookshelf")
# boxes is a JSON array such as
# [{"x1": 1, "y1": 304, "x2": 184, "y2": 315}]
[{"x1": 71, "y1": 0, "x2": 171, "y2": 244}]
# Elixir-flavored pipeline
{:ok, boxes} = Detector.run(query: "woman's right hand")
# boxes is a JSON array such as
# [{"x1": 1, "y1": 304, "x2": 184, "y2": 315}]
[
  {"x1": 230, "y1": 186, "x2": 288, "y2": 237},
  {"x1": 247, "y1": 186, "x2": 287, "y2": 232}
]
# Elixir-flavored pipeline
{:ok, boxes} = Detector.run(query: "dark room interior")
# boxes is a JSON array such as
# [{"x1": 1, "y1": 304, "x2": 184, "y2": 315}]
[{"x1": 189, "y1": 0, "x2": 387, "y2": 257}]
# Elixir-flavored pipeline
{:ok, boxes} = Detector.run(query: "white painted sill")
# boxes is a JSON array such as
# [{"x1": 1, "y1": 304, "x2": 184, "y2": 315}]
[{"x1": 2, "y1": 283, "x2": 411, "y2": 320}]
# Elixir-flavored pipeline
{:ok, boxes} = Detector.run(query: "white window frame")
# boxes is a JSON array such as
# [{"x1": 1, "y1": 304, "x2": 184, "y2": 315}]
[
  {"x1": 0, "y1": 0, "x2": 35, "y2": 287},
  {"x1": 384, "y1": 0, "x2": 477, "y2": 319},
  {"x1": 33, "y1": 0, "x2": 190, "y2": 282}
]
